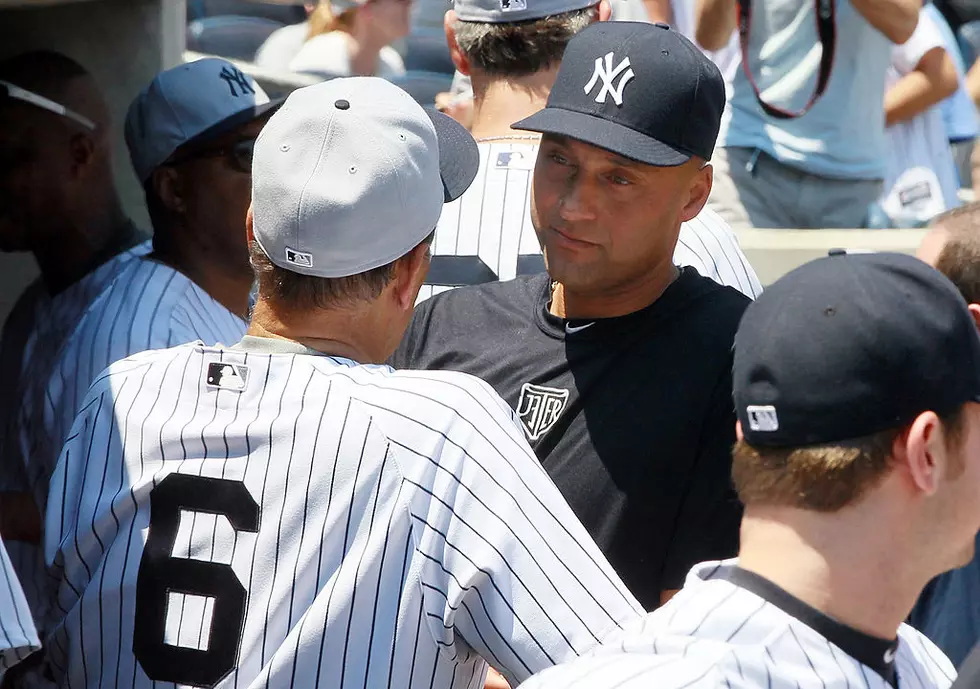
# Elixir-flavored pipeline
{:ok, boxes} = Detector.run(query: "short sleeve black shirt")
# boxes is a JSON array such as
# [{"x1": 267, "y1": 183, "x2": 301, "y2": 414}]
[{"x1": 391, "y1": 269, "x2": 750, "y2": 610}]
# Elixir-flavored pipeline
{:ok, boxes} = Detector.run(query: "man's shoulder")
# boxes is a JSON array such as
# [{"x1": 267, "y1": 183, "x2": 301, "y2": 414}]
[
  {"x1": 418, "y1": 273, "x2": 545, "y2": 324},
  {"x1": 897, "y1": 623, "x2": 957, "y2": 687},
  {"x1": 670, "y1": 269, "x2": 751, "y2": 330}
]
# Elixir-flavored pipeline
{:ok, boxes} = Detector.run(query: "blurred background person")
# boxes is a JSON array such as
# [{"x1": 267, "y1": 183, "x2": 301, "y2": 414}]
[
  {"x1": 875, "y1": 4, "x2": 960, "y2": 228},
  {"x1": 697, "y1": 0, "x2": 920, "y2": 228},
  {"x1": 288, "y1": 0, "x2": 410, "y2": 78},
  {"x1": 254, "y1": 1, "x2": 317, "y2": 70}
]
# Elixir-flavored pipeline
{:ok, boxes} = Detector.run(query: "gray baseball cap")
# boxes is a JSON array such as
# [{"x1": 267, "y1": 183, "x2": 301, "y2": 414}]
[
  {"x1": 454, "y1": 0, "x2": 598, "y2": 24},
  {"x1": 125, "y1": 57, "x2": 280, "y2": 182},
  {"x1": 251, "y1": 77, "x2": 479, "y2": 279}
]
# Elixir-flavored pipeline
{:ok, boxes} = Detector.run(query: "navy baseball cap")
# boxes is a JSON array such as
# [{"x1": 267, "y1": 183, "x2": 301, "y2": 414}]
[
  {"x1": 734, "y1": 252, "x2": 980, "y2": 447},
  {"x1": 512, "y1": 21, "x2": 725, "y2": 165}
]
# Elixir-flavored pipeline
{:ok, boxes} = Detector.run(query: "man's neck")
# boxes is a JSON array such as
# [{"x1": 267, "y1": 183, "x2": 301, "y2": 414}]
[
  {"x1": 247, "y1": 300, "x2": 382, "y2": 364},
  {"x1": 736, "y1": 507, "x2": 930, "y2": 640},
  {"x1": 154, "y1": 240, "x2": 252, "y2": 320},
  {"x1": 552, "y1": 260, "x2": 679, "y2": 320},
  {"x1": 34, "y1": 199, "x2": 133, "y2": 295},
  {"x1": 468, "y1": 68, "x2": 558, "y2": 140},
  {"x1": 346, "y1": 28, "x2": 382, "y2": 76}
]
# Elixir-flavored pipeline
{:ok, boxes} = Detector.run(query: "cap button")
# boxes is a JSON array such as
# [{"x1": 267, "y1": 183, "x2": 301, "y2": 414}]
[
  {"x1": 654, "y1": 21, "x2": 670, "y2": 29},
  {"x1": 334, "y1": 99, "x2": 350, "y2": 110}
]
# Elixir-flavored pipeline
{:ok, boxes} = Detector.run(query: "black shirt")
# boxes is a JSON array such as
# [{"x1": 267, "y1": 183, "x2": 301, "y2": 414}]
[{"x1": 391, "y1": 269, "x2": 750, "y2": 610}]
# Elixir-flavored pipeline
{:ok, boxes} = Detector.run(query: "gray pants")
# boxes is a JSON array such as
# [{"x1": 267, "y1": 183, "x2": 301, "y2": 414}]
[{"x1": 707, "y1": 147, "x2": 884, "y2": 229}]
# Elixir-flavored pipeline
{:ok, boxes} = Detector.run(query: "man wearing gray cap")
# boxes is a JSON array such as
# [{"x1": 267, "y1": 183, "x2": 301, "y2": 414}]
[
  {"x1": 43, "y1": 76, "x2": 642, "y2": 689},
  {"x1": 14, "y1": 58, "x2": 274, "y2": 608},
  {"x1": 419, "y1": 0, "x2": 760, "y2": 303}
]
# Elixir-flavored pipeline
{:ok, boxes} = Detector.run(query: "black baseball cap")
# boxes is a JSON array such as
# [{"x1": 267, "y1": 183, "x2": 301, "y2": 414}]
[
  {"x1": 734, "y1": 252, "x2": 980, "y2": 448},
  {"x1": 511, "y1": 21, "x2": 726, "y2": 166}
]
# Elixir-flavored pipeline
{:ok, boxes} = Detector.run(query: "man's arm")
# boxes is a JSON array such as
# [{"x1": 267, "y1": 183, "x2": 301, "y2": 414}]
[
  {"x1": 411, "y1": 377, "x2": 643, "y2": 687},
  {"x1": 851, "y1": 0, "x2": 919, "y2": 44},
  {"x1": 695, "y1": 0, "x2": 737, "y2": 51},
  {"x1": 885, "y1": 47, "x2": 959, "y2": 127}
]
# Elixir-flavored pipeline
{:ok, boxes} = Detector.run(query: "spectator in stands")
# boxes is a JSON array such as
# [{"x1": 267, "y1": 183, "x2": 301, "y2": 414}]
[
  {"x1": 925, "y1": 2, "x2": 979, "y2": 188},
  {"x1": 876, "y1": 5, "x2": 960, "y2": 227},
  {"x1": 911, "y1": 202, "x2": 980, "y2": 669},
  {"x1": 254, "y1": 2, "x2": 317, "y2": 70},
  {"x1": 697, "y1": 0, "x2": 920, "y2": 228},
  {"x1": 288, "y1": 0, "x2": 409, "y2": 78}
]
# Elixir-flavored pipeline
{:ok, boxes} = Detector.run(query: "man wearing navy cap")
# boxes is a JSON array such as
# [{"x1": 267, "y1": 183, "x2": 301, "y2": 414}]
[
  {"x1": 521, "y1": 251, "x2": 978, "y2": 689},
  {"x1": 393, "y1": 22, "x2": 750, "y2": 611}
]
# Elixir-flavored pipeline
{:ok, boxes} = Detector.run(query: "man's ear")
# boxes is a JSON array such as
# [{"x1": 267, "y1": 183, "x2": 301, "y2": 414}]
[
  {"x1": 597, "y1": 0, "x2": 612, "y2": 22},
  {"x1": 735, "y1": 420, "x2": 744, "y2": 442},
  {"x1": 245, "y1": 204, "x2": 255, "y2": 244},
  {"x1": 969, "y1": 303, "x2": 980, "y2": 332},
  {"x1": 68, "y1": 132, "x2": 97, "y2": 179},
  {"x1": 152, "y1": 166, "x2": 186, "y2": 215},
  {"x1": 680, "y1": 161, "x2": 712, "y2": 223},
  {"x1": 445, "y1": 10, "x2": 472, "y2": 76},
  {"x1": 900, "y1": 411, "x2": 945, "y2": 497},
  {"x1": 393, "y1": 241, "x2": 431, "y2": 311}
]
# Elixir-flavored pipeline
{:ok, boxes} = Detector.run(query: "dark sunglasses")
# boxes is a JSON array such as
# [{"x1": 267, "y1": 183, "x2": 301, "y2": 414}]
[{"x1": 168, "y1": 137, "x2": 256, "y2": 174}]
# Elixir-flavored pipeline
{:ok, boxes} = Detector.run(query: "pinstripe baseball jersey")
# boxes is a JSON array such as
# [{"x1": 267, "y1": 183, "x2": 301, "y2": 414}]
[
  {"x1": 520, "y1": 560, "x2": 957, "y2": 689},
  {"x1": 43, "y1": 335, "x2": 643, "y2": 689},
  {"x1": 0, "y1": 535, "x2": 40, "y2": 678},
  {"x1": 20, "y1": 257, "x2": 246, "y2": 523},
  {"x1": 0, "y1": 237, "x2": 150, "y2": 631},
  {"x1": 418, "y1": 142, "x2": 762, "y2": 304}
]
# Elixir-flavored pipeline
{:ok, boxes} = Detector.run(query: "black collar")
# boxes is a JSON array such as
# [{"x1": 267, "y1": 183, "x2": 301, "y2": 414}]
[{"x1": 722, "y1": 567, "x2": 900, "y2": 688}]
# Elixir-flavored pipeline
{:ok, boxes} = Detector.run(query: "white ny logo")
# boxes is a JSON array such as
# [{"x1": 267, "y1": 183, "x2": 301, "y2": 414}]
[{"x1": 583, "y1": 52, "x2": 635, "y2": 106}]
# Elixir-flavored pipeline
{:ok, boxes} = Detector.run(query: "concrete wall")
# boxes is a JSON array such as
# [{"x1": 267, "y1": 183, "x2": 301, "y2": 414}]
[{"x1": 0, "y1": 0, "x2": 185, "y2": 320}]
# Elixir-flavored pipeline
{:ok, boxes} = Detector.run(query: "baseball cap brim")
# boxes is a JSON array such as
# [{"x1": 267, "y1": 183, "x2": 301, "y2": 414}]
[
  {"x1": 179, "y1": 98, "x2": 284, "y2": 153},
  {"x1": 512, "y1": 107, "x2": 693, "y2": 166},
  {"x1": 427, "y1": 107, "x2": 480, "y2": 203}
]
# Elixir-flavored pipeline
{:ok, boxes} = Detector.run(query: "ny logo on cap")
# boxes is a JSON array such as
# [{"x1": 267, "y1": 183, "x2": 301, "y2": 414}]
[
  {"x1": 219, "y1": 66, "x2": 256, "y2": 98},
  {"x1": 285, "y1": 247, "x2": 314, "y2": 268},
  {"x1": 499, "y1": 0, "x2": 527, "y2": 11},
  {"x1": 584, "y1": 52, "x2": 635, "y2": 106}
]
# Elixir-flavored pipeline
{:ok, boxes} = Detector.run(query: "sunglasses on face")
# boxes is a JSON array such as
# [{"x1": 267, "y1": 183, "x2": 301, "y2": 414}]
[
  {"x1": 0, "y1": 80, "x2": 97, "y2": 131},
  {"x1": 168, "y1": 137, "x2": 256, "y2": 175}
]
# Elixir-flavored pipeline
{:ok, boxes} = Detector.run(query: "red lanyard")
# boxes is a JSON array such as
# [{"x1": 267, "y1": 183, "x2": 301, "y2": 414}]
[{"x1": 736, "y1": 0, "x2": 837, "y2": 119}]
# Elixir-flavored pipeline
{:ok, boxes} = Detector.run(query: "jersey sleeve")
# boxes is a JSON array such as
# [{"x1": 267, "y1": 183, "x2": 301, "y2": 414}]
[
  {"x1": 405, "y1": 374, "x2": 644, "y2": 687},
  {"x1": 674, "y1": 210, "x2": 763, "y2": 299},
  {"x1": 0, "y1": 536, "x2": 40, "y2": 677},
  {"x1": 891, "y1": 8, "x2": 945, "y2": 75},
  {"x1": 659, "y1": 360, "x2": 743, "y2": 590}
]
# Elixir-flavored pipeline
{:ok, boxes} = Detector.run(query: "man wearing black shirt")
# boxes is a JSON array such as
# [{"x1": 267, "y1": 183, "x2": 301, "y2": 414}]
[{"x1": 392, "y1": 21, "x2": 749, "y2": 610}]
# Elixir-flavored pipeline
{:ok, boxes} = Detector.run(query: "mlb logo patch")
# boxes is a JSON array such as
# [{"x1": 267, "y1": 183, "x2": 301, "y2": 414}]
[
  {"x1": 500, "y1": 0, "x2": 527, "y2": 11},
  {"x1": 206, "y1": 362, "x2": 250, "y2": 392},
  {"x1": 495, "y1": 151, "x2": 534, "y2": 170},
  {"x1": 285, "y1": 247, "x2": 314, "y2": 268},
  {"x1": 746, "y1": 405, "x2": 779, "y2": 432}
]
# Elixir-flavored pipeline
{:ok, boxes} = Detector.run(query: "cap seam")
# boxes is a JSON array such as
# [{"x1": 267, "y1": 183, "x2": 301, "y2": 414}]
[{"x1": 295, "y1": 109, "x2": 339, "y2": 253}]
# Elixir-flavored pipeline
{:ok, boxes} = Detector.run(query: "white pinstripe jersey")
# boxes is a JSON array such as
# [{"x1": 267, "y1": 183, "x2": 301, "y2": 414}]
[
  {"x1": 0, "y1": 240, "x2": 151, "y2": 631},
  {"x1": 418, "y1": 142, "x2": 763, "y2": 304},
  {"x1": 43, "y1": 336, "x2": 643, "y2": 689},
  {"x1": 21, "y1": 257, "x2": 246, "y2": 522},
  {"x1": 520, "y1": 560, "x2": 957, "y2": 689},
  {"x1": 0, "y1": 535, "x2": 40, "y2": 678}
]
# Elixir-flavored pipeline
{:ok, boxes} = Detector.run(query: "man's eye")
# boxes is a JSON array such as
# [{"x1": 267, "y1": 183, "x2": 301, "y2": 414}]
[{"x1": 548, "y1": 152, "x2": 571, "y2": 166}]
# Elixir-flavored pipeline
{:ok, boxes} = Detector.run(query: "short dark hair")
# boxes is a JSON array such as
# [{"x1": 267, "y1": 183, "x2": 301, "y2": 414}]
[
  {"x1": 931, "y1": 202, "x2": 980, "y2": 304},
  {"x1": 249, "y1": 232, "x2": 434, "y2": 311},
  {"x1": 732, "y1": 406, "x2": 967, "y2": 512},
  {"x1": 453, "y1": 6, "x2": 596, "y2": 77}
]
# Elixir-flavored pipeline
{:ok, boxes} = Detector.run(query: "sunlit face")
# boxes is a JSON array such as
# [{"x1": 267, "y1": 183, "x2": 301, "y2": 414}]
[{"x1": 530, "y1": 134, "x2": 709, "y2": 297}]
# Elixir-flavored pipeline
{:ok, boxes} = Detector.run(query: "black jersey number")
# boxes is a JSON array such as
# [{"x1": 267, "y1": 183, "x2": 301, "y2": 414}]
[
  {"x1": 133, "y1": 474, "x2": 260, "y2": 688},
  {"x1": 427, "y1": 254, "x2": 546, "y2": 286}
]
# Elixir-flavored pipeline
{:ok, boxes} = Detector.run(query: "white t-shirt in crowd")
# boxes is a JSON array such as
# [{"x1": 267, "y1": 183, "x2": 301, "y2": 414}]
[
  {"x1": 289, "y1": 31, "x2": 406, "y2": 78},
  {"x1": 254, "y1": 21, "x2": 310, "y2": 70},
  {"x1": 880, "y1": 7, "x2": 960, "y2": 225}
]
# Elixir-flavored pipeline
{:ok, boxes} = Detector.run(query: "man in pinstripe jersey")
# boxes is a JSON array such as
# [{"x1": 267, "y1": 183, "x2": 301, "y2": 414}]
[
  {"x1": 522, "y1": 252, "x2": 978, "y2": 689},
  {"x1": 419, "y1": 0, "x2": 761, "y2": 304},
  {"x1": 393, "y1": 22, "x2": 749, "y2": 613},
  {"x1": 42, "y1": 76, "x2": 643, "y2": 689}
]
